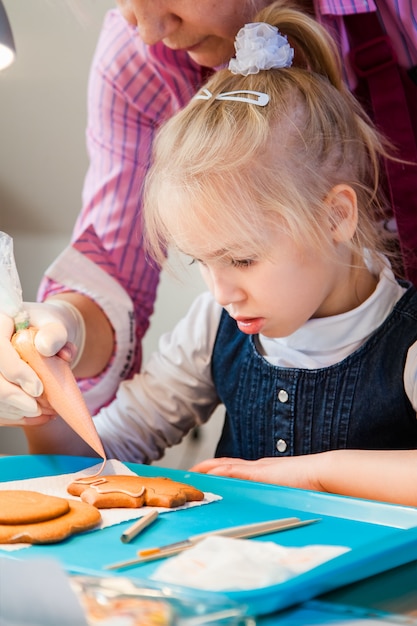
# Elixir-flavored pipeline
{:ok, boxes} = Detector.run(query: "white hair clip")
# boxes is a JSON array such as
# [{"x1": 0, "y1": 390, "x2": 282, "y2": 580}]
[
  {"x1": 194, "y1": 87, "x2": 269, "y2": 106},
  {"x1": 228, "y1": 22, "x2": 294, "y2": 76}
]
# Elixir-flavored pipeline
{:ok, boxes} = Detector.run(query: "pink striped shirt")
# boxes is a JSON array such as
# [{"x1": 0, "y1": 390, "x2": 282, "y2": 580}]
[{"x1": 38, "y1": 4, "x2": 416, "y2": 408}]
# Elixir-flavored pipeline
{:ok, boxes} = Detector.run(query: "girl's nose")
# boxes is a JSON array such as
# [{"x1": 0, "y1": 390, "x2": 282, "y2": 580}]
[{"x1": 207, "y1": 268, "x2": 244, "y2": 309}]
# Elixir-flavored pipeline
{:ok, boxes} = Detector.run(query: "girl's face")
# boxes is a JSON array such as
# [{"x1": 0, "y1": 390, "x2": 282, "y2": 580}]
[
  {"x1": 115, "y1": 0, "x2": 270, "y2": 67},
  {"x1": 191, "y1": 228, "x2": 354, "y2": 338}
]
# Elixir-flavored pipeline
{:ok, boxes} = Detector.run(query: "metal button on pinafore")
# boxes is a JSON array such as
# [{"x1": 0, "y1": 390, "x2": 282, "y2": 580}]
[
  {"x1": 276, "y1": 439, "x2": 287, "y2": 452},
  {"x1": 278, "y1": 389, "x2": 289, "y2": 403}
]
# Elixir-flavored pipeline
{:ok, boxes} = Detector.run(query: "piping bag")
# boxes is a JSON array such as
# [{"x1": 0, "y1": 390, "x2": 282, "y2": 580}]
[{"x1": 0, "y1": 232, "x2": 106, "y2": 471}]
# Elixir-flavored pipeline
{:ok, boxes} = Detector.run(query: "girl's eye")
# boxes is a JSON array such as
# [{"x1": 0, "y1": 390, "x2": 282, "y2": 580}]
[
  {"x1": 232, "y1": 258, "x2": 254, "y2": 268},
  {"x1": 189, "y1": 258, "x2": 206, "y2": 267},
  {"x1": 189, "y1": 257, "x2": 254, "y2": 268}
]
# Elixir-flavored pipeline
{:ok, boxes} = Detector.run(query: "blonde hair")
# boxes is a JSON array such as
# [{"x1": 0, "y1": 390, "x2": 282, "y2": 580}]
[{"x1": 144, "y1": 1, "x2": 393, "y2": 271}]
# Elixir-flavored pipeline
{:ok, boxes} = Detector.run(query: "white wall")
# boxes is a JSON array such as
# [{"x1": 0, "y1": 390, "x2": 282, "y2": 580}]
[{"x1": 0, "y1": 1, "x2": 223, "y2": 466}]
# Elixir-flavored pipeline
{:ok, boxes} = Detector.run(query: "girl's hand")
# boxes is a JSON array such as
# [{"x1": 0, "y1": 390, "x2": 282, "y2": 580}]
[
  {"x1": 190, "y1": 455, "x2": 323, "y2": 492},
  {"x1": 191, "y1": 451, "x2": 417, "y2": 507}
]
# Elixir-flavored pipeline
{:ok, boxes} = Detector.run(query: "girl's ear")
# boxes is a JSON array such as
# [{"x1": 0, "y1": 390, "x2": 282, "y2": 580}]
[{"x1": 325, "y1": 184, "x2": 358, "y2": 243}]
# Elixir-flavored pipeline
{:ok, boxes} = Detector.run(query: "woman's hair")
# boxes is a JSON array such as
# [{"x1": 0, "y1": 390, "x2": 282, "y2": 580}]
[{"x1": 144, "y1": 1, "x2": 394, "y2": 272}]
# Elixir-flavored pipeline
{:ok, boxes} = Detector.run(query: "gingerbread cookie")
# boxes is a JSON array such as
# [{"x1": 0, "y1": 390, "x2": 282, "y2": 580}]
[
  {"x1": 67, "y1": 474, "x2": 204, "y2": 509},
  {"x1": 0, "y1": 490, "x2": 70, "y2": 524},
  {"x1": 68, "y1": 476, "x2": 146, "y2": 509},
  {"x1": 0, "y1": 500, "x2": 102, "y2": 544}
]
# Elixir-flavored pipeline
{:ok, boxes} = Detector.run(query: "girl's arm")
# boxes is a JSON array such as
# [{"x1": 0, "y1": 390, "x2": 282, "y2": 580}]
[{"x1": 190, "y1": 448, "x2": 417, "y2": 506}]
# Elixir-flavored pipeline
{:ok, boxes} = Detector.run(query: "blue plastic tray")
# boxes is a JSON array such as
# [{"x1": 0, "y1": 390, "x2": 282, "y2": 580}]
[{"x1": 1, "y1": 455, "x2": 417, "y2": 617}]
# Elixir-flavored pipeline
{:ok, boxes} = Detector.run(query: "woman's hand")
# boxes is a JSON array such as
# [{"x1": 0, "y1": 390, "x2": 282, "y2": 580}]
[
  {"x1": 0, "y1": 312, "x2": 44, "y2": 421},
  {"x1": 0, "y1": 307, "x2": 78, "y2": 424}
]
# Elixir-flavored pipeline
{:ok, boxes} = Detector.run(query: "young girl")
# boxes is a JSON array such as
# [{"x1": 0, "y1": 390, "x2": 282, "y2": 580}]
[{"x1": 24, "y1": 3, "x2": 417, "y2": 506}]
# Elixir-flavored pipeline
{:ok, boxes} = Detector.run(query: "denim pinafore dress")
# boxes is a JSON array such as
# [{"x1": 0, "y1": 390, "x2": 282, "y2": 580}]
[{"x1": 212, "y1": 284, "x2": 417, "y2": 460}]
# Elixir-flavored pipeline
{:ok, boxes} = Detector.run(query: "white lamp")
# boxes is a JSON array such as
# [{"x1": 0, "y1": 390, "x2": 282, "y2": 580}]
[{"x1": 0, "y1": 0, "x2": 15, "y2": 71}]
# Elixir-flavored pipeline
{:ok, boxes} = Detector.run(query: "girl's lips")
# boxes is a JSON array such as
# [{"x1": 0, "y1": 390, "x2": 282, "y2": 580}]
[{"x1": 235, "y1": 317, "x2": 265, "y2": 335}]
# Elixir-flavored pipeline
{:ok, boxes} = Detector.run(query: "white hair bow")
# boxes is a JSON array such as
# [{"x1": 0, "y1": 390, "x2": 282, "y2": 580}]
[{"x1": 229, "y1": 22, "x2": 294, "y2": 76}]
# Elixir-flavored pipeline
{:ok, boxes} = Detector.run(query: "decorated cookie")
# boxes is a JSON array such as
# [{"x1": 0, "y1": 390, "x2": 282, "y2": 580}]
[
  {"x1": 0, "y1": 500, "x2": 102, "y2": 544},
  {"x1": 67, "y1": 475, "x2": 204, "y2": 509},
  {"x1": 0, "y1": 490, "x2": 70, "y2": 524},
  {"x1": 67, "y1": 476, "x2": 146, "y2": 509}
]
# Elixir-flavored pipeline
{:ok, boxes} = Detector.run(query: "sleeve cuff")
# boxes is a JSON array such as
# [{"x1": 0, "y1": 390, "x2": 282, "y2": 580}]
[{"x1": 44, "y1": 245, "x2": 135, "y2": 414}]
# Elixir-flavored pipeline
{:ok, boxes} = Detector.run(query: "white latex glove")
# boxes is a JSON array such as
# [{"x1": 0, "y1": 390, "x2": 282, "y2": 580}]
[{"x1": 0, "y1": 300, "x2": 85, "y2": 422}]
